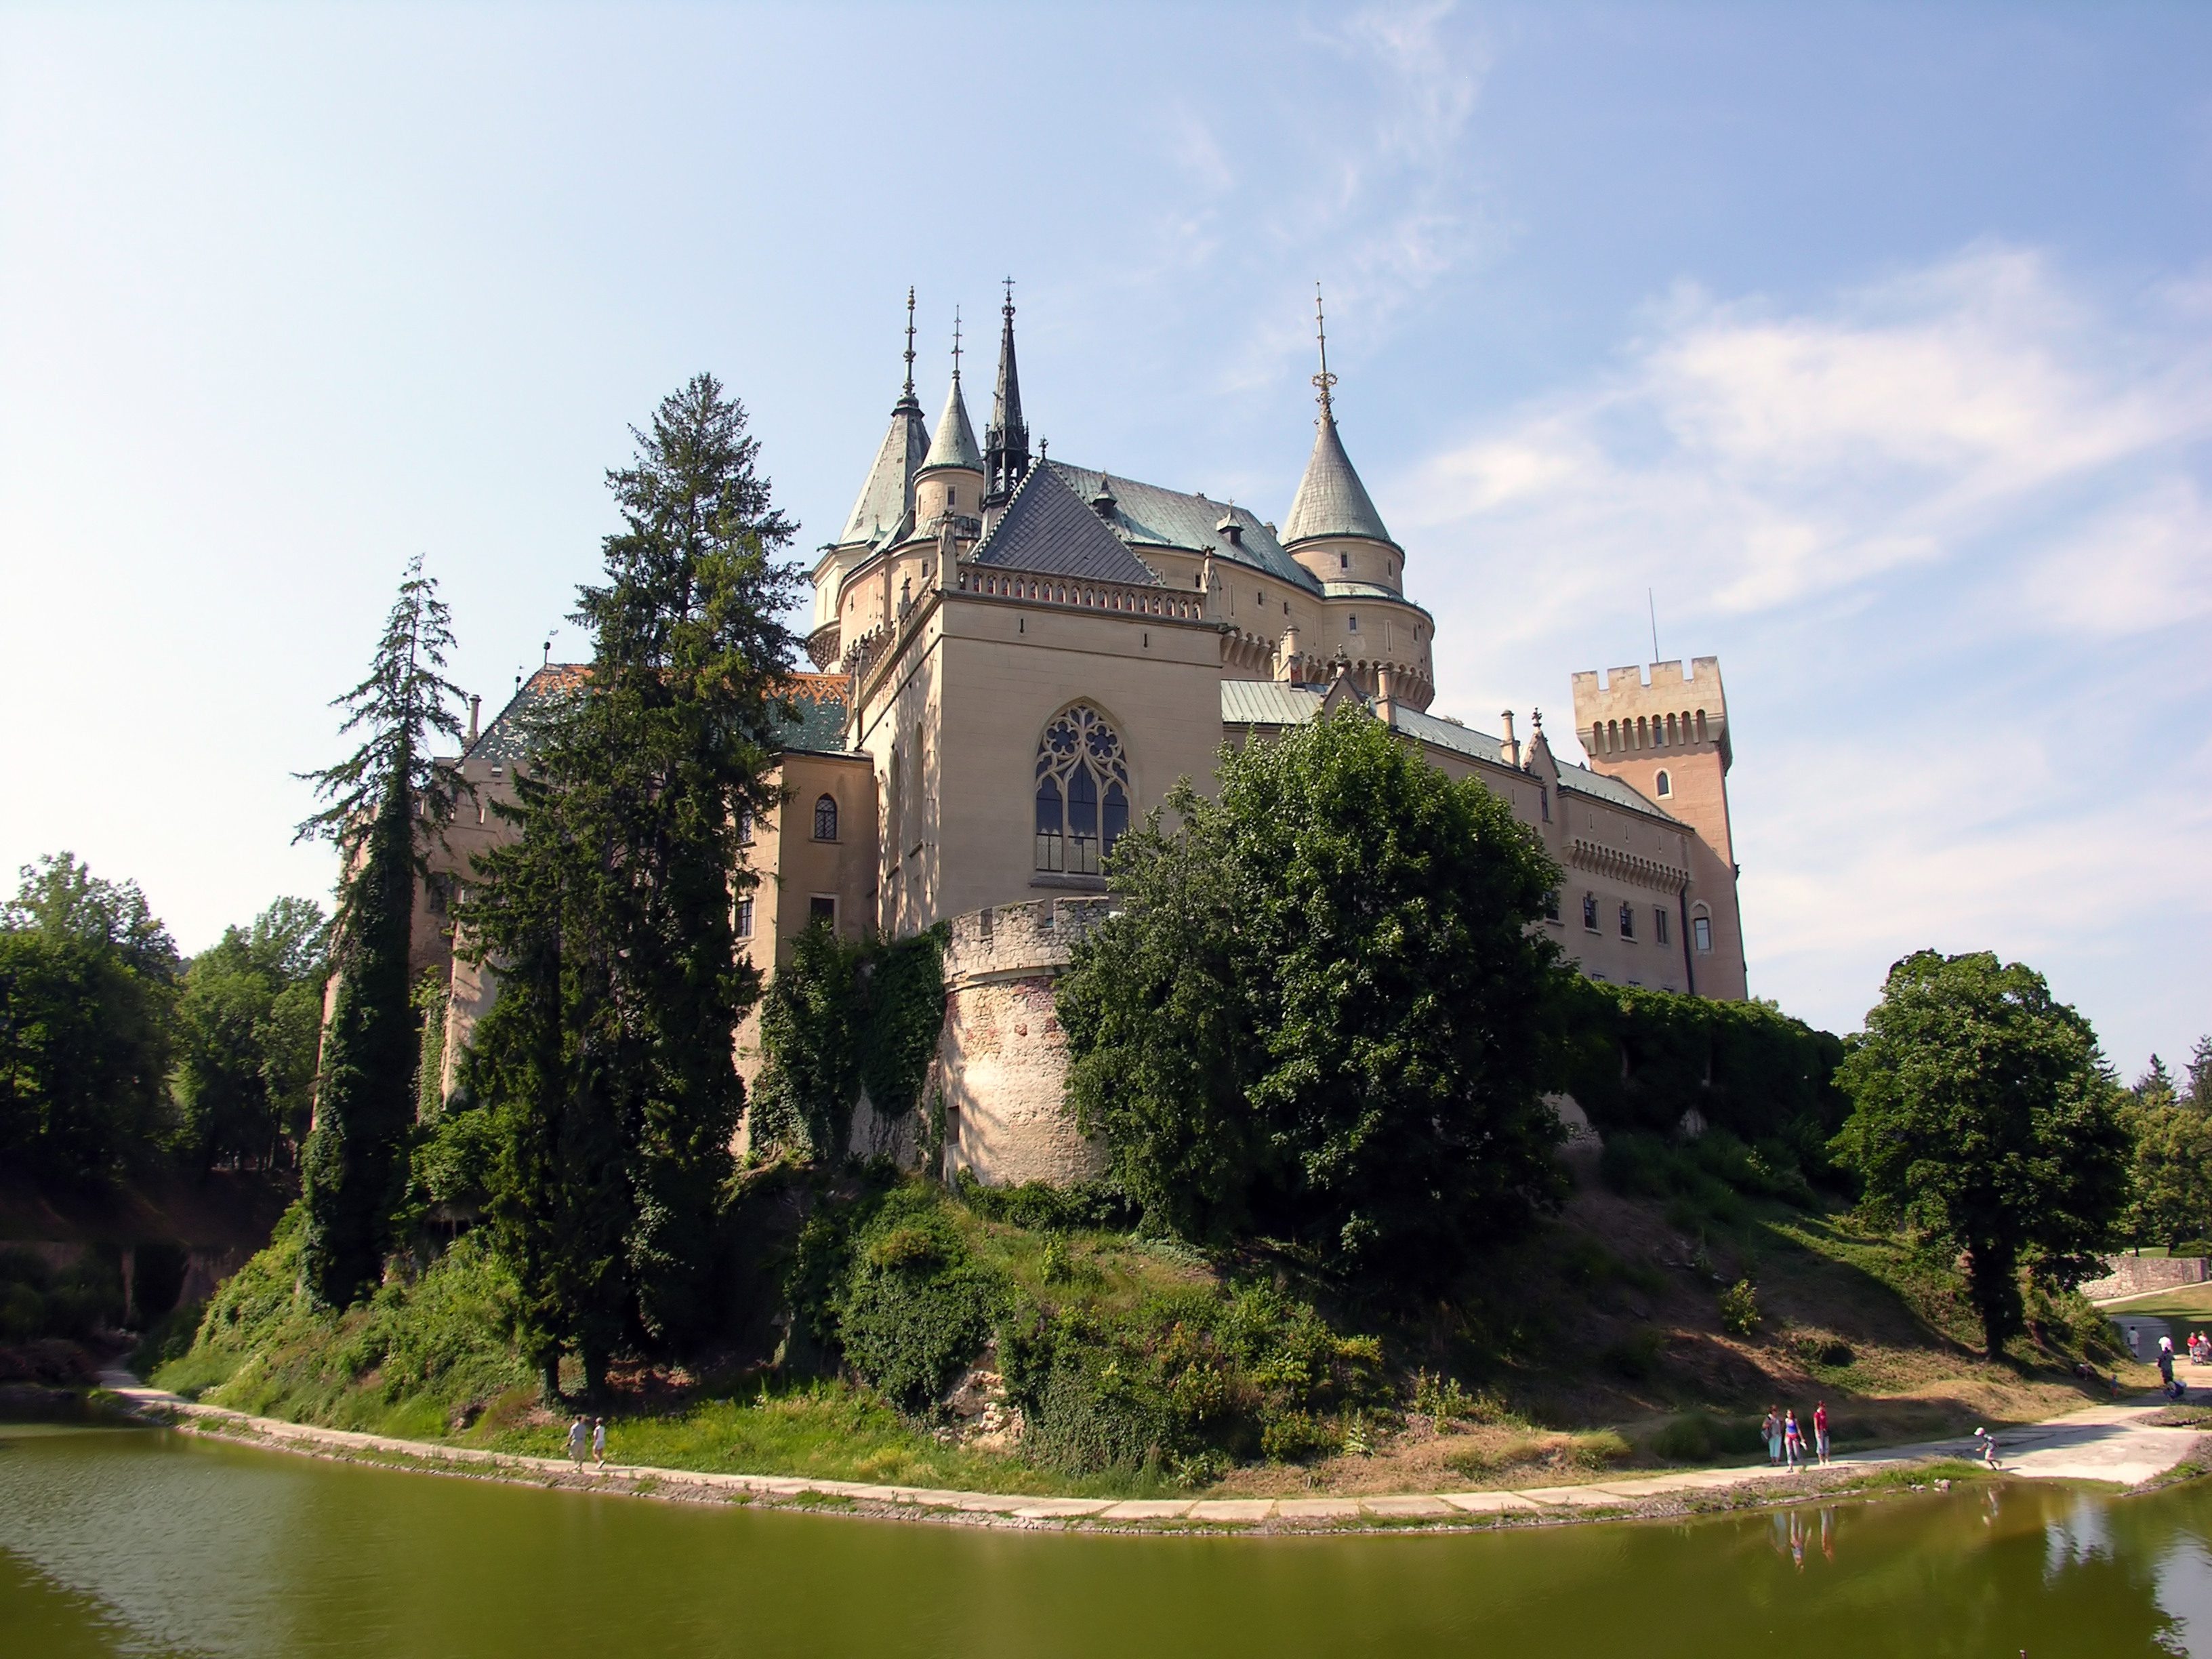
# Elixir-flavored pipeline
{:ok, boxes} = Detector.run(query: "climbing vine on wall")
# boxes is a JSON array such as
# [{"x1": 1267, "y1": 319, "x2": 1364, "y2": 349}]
[{"x1": 752, "y1": 922, "x2": 947, "y2": 1165}]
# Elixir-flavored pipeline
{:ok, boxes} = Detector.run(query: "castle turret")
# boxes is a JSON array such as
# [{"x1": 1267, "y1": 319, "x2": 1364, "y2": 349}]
[
  {"x1": 983, "y1": 280, "x2": 1029, "y2": 517},
  {"x1": 1281, "y1": 289, "x2": 1404, "y2": 595},
  {"x1": 810, "y1": 289, "x2": 930, "y2": 663},
  {"x1": 916, "y1": 310, "x2": 985, "y2": 537},
  {"x1": 1570, "y1": 657, "x2": 1745, "y2": 998}
]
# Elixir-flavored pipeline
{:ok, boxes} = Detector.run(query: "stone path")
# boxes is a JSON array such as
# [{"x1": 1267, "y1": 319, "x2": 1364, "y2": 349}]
[{"x1": 94, "y1": 1372, "x2": 2205, "y2": 1533}]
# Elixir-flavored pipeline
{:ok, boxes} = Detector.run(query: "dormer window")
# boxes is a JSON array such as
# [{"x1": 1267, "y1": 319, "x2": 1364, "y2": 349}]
[{"x1": 1655, "y1": 769, "x2": 1672, "y2": 798}]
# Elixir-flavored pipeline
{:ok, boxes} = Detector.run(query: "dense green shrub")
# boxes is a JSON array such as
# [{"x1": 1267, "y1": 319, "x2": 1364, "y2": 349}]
[
  {"x1": 832, "y1": 1187, "x2": 1003, "y2": 1412},
  {"x1": 1599, "y1": 1126, "x2": 1815, "y2": 1216},
  {"x1": 1550, "y1": 979, "x2": 1845, "y2": 1163},
  {"x1": 951, "y1": 1173, "x2": 1134, "y2": 1233},
  {"x1": 0, "y1": 1246, "x2": 123, "y2": 1342}
]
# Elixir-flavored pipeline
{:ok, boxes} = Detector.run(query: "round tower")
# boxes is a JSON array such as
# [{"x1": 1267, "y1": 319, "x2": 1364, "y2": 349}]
[
  {"x1": 1280, "y1": 290, "x2": 1404, "y2": 594},
  {"x1": 915, "y1": 310, "x2": 985, "y2": 536}
]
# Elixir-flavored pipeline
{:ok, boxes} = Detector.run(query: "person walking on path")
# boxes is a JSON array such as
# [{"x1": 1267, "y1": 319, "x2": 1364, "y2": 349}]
[
  {"x1": 1813, "y1": 1401, "x2": 1830, "y2": 1466},
  {"x1": 567, "y1": 1416, "x2": 589, "y2": 1470},
  {"x1": 1974, "y1": 1426, "x2": 2001, "y2": 1470},
  {"x1": 1783, "y1": 1409, "x2": 1805, "y2": 1469},
  {"x1": 592, "y1": 1418, "x2": 608, "y2": 1470},
  {"x1": 1763, "y1": 1406, "x2": 1782, "y2": 1467},
  {"x1": 2159, "y1": 1338, "x2": 2182, "y2": 1401}
]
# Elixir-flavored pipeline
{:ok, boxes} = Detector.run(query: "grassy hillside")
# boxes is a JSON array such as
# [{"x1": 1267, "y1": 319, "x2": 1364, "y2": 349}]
[{"x1": 150, "y1": 1141, "x2": 2134, "y2": 1498}]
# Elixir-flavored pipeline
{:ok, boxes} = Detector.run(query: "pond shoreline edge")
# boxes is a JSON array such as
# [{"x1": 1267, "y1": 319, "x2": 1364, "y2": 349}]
[{"x1": 90, "y1": 1372, "x2": 2209, "y2": 1538}]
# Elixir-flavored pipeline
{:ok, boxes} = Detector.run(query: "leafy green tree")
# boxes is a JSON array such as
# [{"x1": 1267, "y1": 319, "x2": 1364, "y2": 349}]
[
  {"x1": 171, "y1": 898, "x2": 329, "y2": 1172},
  {"x1": 464, "y1": 373, "x2": 800, "y2": 1395},
  {"x1": 2135, "y1": 1054, "x2": 2179, "y2": 1111},
  {"x1": 1058, "y1": 706, "x2": 1568, "y2": 1282},
  {"x1": 1832, "y1": 949, "x2": 2130, "y2": 1357},
  {"x1": 2122, "y1": 1100, "x2": 2212, "y2": 1251},
  {"x1": 0, "y1": 854, "x2": 178, "y2": 1181},
  {"x1": 2182, "y1": 1035, "x2": 2212, "y2": 1112},
  {"x1": 295, "y1": 557, "x2": 467, "y2": 1306}
]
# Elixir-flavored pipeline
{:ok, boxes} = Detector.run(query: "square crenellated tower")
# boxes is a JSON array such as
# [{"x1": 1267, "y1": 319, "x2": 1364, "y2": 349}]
[{"x1": 1570, "y1": 657, "x2": 1745, "y2": 998}]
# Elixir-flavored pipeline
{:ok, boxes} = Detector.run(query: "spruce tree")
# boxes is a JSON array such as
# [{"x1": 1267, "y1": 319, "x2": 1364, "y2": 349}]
[
  {"x1": 465, "y1": 374, "x2": 799, "y2": 1397},
  {"x1": 295, "y1": 557, "x2": 466, "y2": 1306}
]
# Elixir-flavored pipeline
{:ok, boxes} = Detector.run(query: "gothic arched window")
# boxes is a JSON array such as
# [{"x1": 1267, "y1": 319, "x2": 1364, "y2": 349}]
[
  {"x1": 813, "y1": 793, "x2": 838, "y2": 841},
  {"x1": 1655, "y1": 769, "x2": 1672, "y2": 798},
  {"x1": 1034, "y1": 704, "x2": 1130, "y2": 876}
]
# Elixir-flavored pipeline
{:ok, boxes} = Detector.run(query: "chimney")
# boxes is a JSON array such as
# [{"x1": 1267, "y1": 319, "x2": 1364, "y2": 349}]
[
  {"x1": 1375, "y1": 663, "x2": 1397, "y2": 726},
  {"x1": 467, "y1": 694, "x2": 481, "y2": 750},
  {"x1": 1500, "y1": 709, "x2": 1519, "y2": 769}
]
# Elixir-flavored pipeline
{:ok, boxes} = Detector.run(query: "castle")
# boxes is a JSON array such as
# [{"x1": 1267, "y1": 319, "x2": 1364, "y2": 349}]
[{"x1": 425, "y1": 291, "x2": 1748, "y2": 1184}]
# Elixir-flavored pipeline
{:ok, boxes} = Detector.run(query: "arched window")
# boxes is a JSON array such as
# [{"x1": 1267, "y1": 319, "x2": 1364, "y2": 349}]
[
  {"x1": 1655, "y1": 769, "x2": 1672, "y2": 798},
  {"x1": 1034, "y1": 704, "x2": 1130, "y2": 876},
  {"x1": 813, "y1": 793, "x2": 838, "y2": 841}
]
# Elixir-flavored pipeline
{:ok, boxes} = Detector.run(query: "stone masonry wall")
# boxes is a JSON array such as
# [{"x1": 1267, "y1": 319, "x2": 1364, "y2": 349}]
[
  {"x1": 938, "y1": 898, "x2": 1112, "y2": 1187},
  {"x1": 2078, "y1": 1254, "x2": 2210, "y2": 1302}
]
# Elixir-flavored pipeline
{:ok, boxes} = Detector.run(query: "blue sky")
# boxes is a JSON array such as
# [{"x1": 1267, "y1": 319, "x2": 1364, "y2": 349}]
[{"x1": 2, "y1": 2, "x2": 2206, "y2": 1073}]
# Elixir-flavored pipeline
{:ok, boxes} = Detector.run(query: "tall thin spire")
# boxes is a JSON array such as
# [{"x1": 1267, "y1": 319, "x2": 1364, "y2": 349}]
[
  {"x1": 985, "y1": 275, "x2": 1030, "y2": 509},
  {"x1": 901, "y1": 286, "x2": 917, "y2": 405},
  {"x1": 1312, "y1": 283, "x2": 1338, "y2": 419}
]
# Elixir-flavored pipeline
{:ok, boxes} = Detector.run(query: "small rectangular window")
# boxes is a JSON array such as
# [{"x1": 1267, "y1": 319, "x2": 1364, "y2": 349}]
[
  {"x1": 737, "y1": 811, "x2": 753, "y2": 846},
  {"x1": 1539, "y1": 785, "x2": 1551, "y2": 823},
  {"x1": 1656, "y1": 909, "x2": 1669, "y2": 945},
  {"x1": 735, "y1": 897, "x2": 754, "y2": 938},
  {"x1": 1544, "y1": 890, "x2": 1561, "y2": 923},
  {"x1": 1582, "y1": 893, "x2": 1599, "y2": 932},
  {"x1": 1694, "y1": 915, "x2": 1713, "y2": 954},
  {"x1": 1618, "y1": 903, "x2": 1635, "y2": 941},
  {"x1": 808, "y1": 895, "x2": 838, "y2": 928}
]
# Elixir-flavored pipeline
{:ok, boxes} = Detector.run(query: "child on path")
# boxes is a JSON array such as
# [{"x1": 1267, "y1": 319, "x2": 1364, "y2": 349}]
[
  {"x1": 1763, "y1": 1406, "x2": 1782, "y2": 1467},
  {"x1": 567, "y1": 1417, "x2": 589, "y2": 1469},
  {"x1": 1974, "y1": 1426, "x2": 2000, "y2": 1470},
  {"x1": 592, "y1": 1418, "x2": 607, "y2": 1469},
  {"x1": 1784, "y1": 1409, "x2": 1805, "y2": 1469},
  {"x1": 1813, "y1": 1401, "x2": 1830, "y2": 1466}
]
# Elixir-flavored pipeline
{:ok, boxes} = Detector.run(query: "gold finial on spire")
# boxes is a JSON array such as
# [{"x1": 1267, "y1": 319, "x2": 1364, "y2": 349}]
[
  {"x1": 902, "y1": 287, "x2": 916, "y2": 399},
  {"x1": 1312, "y1": 283, "x2": 1338, "y2": 418},
  {"x1": 951, "y1": 306, "x2": 963, "y2": 382}
]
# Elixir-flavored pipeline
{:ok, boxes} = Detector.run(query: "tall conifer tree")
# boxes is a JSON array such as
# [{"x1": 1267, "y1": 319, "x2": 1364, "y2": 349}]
[
  {"x1": 295, "y1": 557, "x2": 466, "y2": 1306},
  {"x1": 465, "y1": 374, "x2": 798, "y2": 1397}
]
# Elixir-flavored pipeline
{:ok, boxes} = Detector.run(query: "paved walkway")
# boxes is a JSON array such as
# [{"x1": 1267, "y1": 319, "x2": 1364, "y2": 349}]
[{"x1": 95, "y1": 1372, "x2": 2206, "y2": 1532}]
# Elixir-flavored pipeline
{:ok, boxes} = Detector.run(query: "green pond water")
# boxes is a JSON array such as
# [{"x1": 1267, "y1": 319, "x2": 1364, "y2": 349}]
[{"x1": 5, "y1": 1420, "x2": 2212, "y2": 1657}]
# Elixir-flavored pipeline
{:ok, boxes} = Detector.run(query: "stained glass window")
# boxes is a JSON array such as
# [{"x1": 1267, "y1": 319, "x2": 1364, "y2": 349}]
[{"x1": 1033, "y1": 705, "x2": 1130, "y2": 875}]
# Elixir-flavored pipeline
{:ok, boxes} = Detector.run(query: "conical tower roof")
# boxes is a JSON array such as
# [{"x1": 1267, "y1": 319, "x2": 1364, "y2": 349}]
[
  {"x1": 1281, "y1": 410, "x2": 1395, "y2": 548},
  {"x1": 838, "y1": 289, "x2": 929, "y2": 546},
  {"x1": 1282, "y1": 287, "x2": 1397, "y2": 550},
  {"x1": 922, "y1": 369, "x2": 983, "y2": 474}
]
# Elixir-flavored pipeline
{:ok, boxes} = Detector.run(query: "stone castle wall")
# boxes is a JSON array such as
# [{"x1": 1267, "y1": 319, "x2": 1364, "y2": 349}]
[
  {"x1": 2078, "y1": 1254, "x2": 2209, "y2": 1302},
  {"x1": 937, "y1": 898, "x2": 1112, "y2": 1187}
]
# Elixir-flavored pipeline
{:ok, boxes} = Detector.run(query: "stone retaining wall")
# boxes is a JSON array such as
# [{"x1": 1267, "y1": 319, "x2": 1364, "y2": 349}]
[{"x1": 2079, "y1": 1255, "x2": 2209, "y2": 1301}]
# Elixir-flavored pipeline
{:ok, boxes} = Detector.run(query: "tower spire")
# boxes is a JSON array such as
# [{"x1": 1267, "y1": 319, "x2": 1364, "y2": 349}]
[
  {"x1": 901, "y1": 285, "x2": 916, "y2": 403},
  {"x1": 985, "y1": 275, "x2": 1031, "y2": 509},
  {"x1": 951, "y1": 307, "x2": 963, "y2": 384},
  {"x1": 1312, "y1": 283, "x2": 1338, "y2": 420}
]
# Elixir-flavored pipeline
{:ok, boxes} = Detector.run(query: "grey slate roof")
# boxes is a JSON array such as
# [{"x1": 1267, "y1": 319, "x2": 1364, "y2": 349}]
[
  {"x1": 971, "y1": 463, "x2": 1165, "y2": 585},
  {"x1": 1215, "y1": 681, "x2": 1677, "y2": 825},
  {"x1": 1220, "y1": 680, "x2": 1327, "y2": 727},
  {"x1": 839, "y1": 396, "x2": 928, "y2": 548},
  {"x1": 1046, "y1": 462, "x2": 1320, "y2": 593},
  {"x1": 922, "y1": 376, "x2": 983, "y2": 472},
  {"x1": 1555, "y1": 758, "x2": 1676, "y2": 821},
  {"x1": 465, "y1": 666, "x2": 857, "y2": 764},
  {"x1": 1282, "y1": 413, "x2": 1397, "y2": 549}
]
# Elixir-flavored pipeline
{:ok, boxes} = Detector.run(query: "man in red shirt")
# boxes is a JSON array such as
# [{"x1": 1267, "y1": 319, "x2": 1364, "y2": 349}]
[{"x1": 1812, "y1": 1401, "x2": 1830, "y2": 1465}]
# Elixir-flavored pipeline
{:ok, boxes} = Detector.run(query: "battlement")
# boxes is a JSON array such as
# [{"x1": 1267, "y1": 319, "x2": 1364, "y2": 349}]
[{"x1": 1570, "y1": 657, "x2": 1729, "y2": 768}]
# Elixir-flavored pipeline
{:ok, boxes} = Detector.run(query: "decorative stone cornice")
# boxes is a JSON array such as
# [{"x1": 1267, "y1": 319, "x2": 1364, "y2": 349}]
[{"x1": 1568, "y1": 838, "x2": 1689, "y2": 893}]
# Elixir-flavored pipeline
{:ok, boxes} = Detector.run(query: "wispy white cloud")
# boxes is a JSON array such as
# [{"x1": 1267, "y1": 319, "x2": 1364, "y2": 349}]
[{"x1": 1391, "y1": 246, "x2": 2212, "y2": 1059}]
